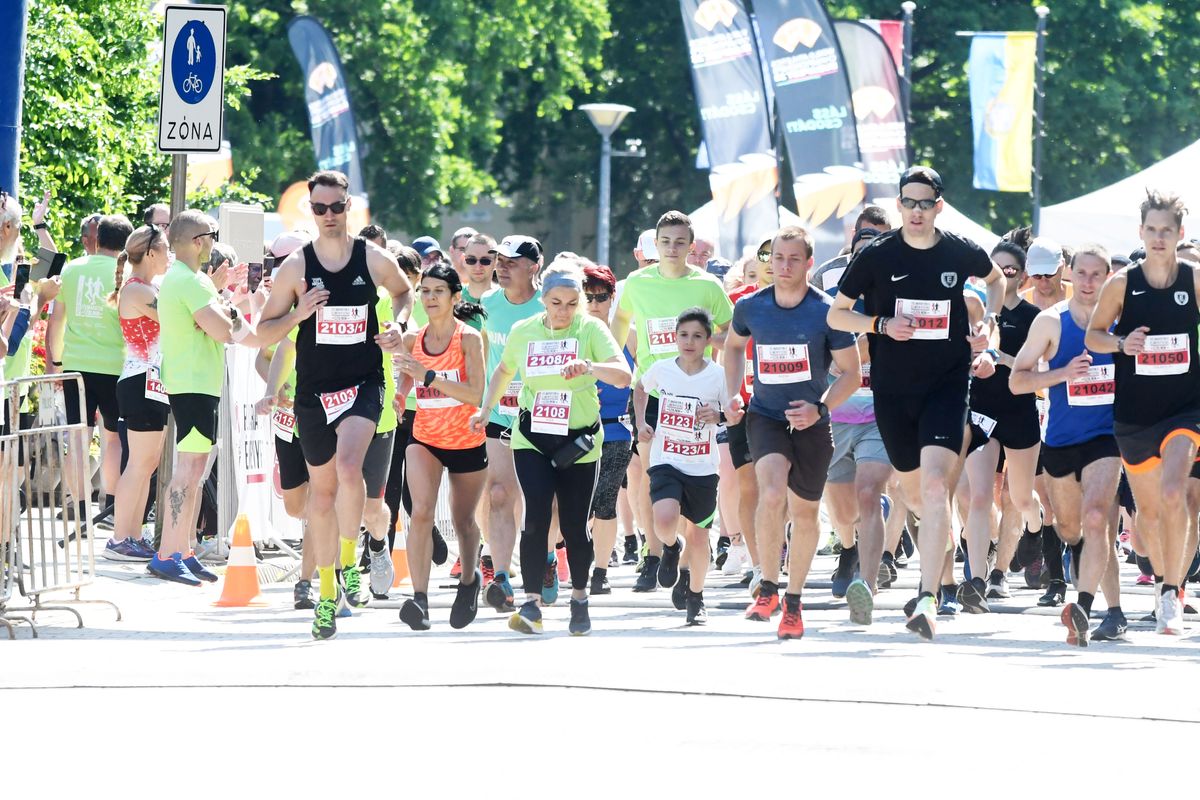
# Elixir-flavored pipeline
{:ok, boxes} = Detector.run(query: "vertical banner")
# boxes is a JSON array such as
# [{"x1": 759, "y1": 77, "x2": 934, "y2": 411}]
[
  {"x1": 226, "y1": 345, "x2": 279, "y2": 543},
  {"x1": 287, "y1": 16, "x2": 367, "y2": 199},
  {"x1": 969, "y1": 32, "x2": 1036, "y2": 192},
  {"x1": 680, "y1": 0, "x2": 779, "y2": 260},
  {"x1": 0, "y1": 0, "x2": 29, "y2": 197},
  {"x1": 834, "y1": 20, "x2": 907, "y2": 202},
  {"x1": 752, "y1": 0, "x2": 863, "y2": 261},
  {"x1": 861, "y1": 19, "x2": 904, "y2": 72}
]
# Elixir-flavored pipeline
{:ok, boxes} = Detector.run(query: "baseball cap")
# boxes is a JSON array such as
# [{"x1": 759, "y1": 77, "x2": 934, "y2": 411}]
[
  {"x1": 898, "y1": 166, "x2": 944, "y2": 197},
  {"x1": 1026, "y1": 237, "x2": 1063, "y2": 276},
  {"x1": 495, "y1": 235, "x2": 542, "y2": 262},
  {"x1": 637, "y1": 229, "x2": 659, "y2": 261},
  {"x1": 269, "y1": 230, "x2": 313, "y2": 258},
  {"x1": 411, "y1": 236, "x2": 443, "y2": 259},
  {"x1": 851, "y1": 227, "x2": 880, "y2": 250}
]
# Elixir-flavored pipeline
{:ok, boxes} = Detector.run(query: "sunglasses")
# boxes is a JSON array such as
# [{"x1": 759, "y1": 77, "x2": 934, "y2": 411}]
[
  {"x1": 585, "y1": 292, "x2": 612, "y2": 304},
  {"x1": 464, "y1": 256, "x2": 493, "y2": 267},
  {"x1": 310, "y1": 200, "x2": 348, "y2": 216},
  {"x1": 1031, "y1": 273, "x2": 1057, "y2": 280},
  {"x1": 756, "y1": 249, "x2": 771, "y2": 263},
  {"x1": 899, "y1": 197, "x2": 938, "y2": 211},
  {"x1": 193, "y1": 229, "x2": 219, "y2": 242}
]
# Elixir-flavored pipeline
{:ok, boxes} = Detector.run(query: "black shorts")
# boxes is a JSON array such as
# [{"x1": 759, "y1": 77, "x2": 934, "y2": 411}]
[
  {"x1": 169, "y1": 393, "x2": 219, "y2": 454},
  {"x1": 1041, "y1": 435, "x2": 1121, "y2": 482},
  {"x1": 62, "y1": 370, "x2": 120, "y2": 432},
  {"x1": 1114, "y1": 410, "x2": 1200, "y2": 474},
  {"x1": 873, "y1": 373, "x2": 970, "y2": 473},
  {"x1": 592, "y1": 439, "x2": 633, "y2": 521},
  {"x1": 746, "y1": 411, "x2": 833, "y2": 502},
  {"x1": 486, "y1": 419, "x2": 514, "y2": 441},
  {"x1": 275, "y1": 433, "x2": 309, "y2": 491},
  {"x1": 363, "y1": 429, "x2": 395, "y2": 498},
  {"x1": 410, "y1": 438, "x2": 488, "y2": 474},
  {"x1": 116, "y1": 373, "x2": 169, "y2": 433},
  {"x1": 966, "y1": 401, "x2": 1041, "y2": 453},
  {"x1": 726, "y1": 416, "x2": 752, "y2": 469},
  {"x1": 648, "y1": 464, "x2": 719, "y2": 528},
  {"x1": 294, "y1": 381, "x2": 385, "y2": 467}
]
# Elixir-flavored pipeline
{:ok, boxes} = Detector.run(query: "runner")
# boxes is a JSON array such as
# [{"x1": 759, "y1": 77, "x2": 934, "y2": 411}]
[
  {"x1": 255, "y1": 170, "x2": 413, "y2": 640},
  {"x1": 103, "y1": 225, "x2": 171, "y2": 562},
  {"x1": 1020, "y1": 238, "x2": 1072, "y2": 310},
  {"x1": 828, "y1": 166, "x2": 1005, "y2": 640},
  {"x1": 393, "y1": 264, "x2": 488, "y2": 630},
  {"x1": 472, "y1": 261, "x2": 630, "y2": 635},
  {"x1": 725, "y1": 226, "x2": 860, "y2": 637},
  {"x1": 1085, "y1": 189, "x2": 1200, "y2": 636},
  {"x1": 461, "y1": 232, "x2": 498, "y2": 304},
  {"x1": 1011, "y1": 244, "x2": 1126, "y2": 645},
  {"x1": 636, "y1": 307, "x2": 740, "y2": 624},
  {"x1": 447, "y1": 226, "x2": 478, "y2": 282}
]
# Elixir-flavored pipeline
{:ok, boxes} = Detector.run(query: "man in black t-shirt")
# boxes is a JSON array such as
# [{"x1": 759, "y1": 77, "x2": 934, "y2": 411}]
[{"x1": 828, "y1": 166, "x2": 1005, "y2": 640}]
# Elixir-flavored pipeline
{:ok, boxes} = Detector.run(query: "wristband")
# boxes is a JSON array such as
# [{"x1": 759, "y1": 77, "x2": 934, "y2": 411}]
[
  {"x1": 816, "y1": 401, "x2": 829, "y2": 417},
  {"x1": 33, "y1": 222, "x2": 47, "y2": 231},
  {"x1": 1116, "y1": 335, "x2": 1126, "y2": 354},
  {"x1": 875, "y1": 316, "x2": 890, "y2": 335},
  {"x1": 423, "y1": 369, "x2": 437, "y2": 387},
  {"x1": 51, "y1": 360, "x2": 62, "y2": 367}
]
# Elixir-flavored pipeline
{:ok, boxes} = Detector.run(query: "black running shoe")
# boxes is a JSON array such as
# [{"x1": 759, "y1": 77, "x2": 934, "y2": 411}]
[
  {"x1": 1016, "y1": 529, "x2": 1042, "y2": 568},
  {"x1": 714, "y1": 536, "x2": 730, "y2": 569},
  {"x1": 622, "y1": 536, "x2": 639, "y2": 564},
  {"x1": 956, "y1": 576, "x2": 990, "y2": 614},
  {"x1": 449, "y1": 569, "x2": 482, "y2": 629},
  {"x1": 672, "y1": 569, "x2": 690, "y2": 610},
  {"x1": 1024, "y1": 556, "x2": 1045, "y2": 589},
  {"x1": 900, "y1": 524, "x2": 915, "y2": 559},
  {"x1": 1037, "y1": 579, "x2": 1067, "y2": 607},
  {"x1": 590, "y1": 569, "x2": 611, "y2": 595},
  {"x1": 400, "y1": 596, "x2": 431, "y2": 631},
  {"x1": 903, "y1": 595, "x2": 919, "y2": 619},
  {"x1": 878, "y1": 552, "x2": 897, "y2": 589},
  {"x1": 1091, "y1": 608, "x2": 1128, "y2": 641},
  {"x1": 686, "y1": 591, "x2": 707, "y2": 625},
  {"x1": 831, "y1": 544, "x2": 859, "y2": 598},
  {"x1": 431, "y1": 525, "x2": 448, "y2": 566},
  {"x1": 658, "y1": 538, "x2": 682, "y2": 588},
  {"x1": 568, "y1": 598, "x2": 591, "y2": 636},
  {"x1": 633, "y1": 556, "x2": 659, "y2": 592}
]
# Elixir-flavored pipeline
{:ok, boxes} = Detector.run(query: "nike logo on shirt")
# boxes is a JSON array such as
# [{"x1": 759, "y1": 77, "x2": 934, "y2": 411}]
[
  {"x1": 1132, "y1": 290, "x2": 1146, "y2": 295},
  {"x1": 891, "y1": 274, "x2": 908, "y2": 282}
]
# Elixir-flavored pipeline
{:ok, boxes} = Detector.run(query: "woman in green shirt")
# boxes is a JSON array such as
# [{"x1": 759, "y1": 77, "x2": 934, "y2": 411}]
[{"x1": 471, "y1": 261, "x2": 630, "y2": 636}]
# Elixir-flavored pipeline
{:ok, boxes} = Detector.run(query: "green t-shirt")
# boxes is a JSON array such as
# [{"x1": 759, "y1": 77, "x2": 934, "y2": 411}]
[
  {"x1": 481, "y1": 286, "x2": 542, "y2": 427},
  {"x1": 159, "y1": 261, "x2": 224, "y2": 397},
  {"x1": 0, "y1": 265, "x2": 32, "y2": 386},
  {"x1": 501, "y1": 312, "x2": 620, "y2": 463},
  {"x1": 617, "y1": 265, "x2": 734, "y2": 381},
  {"x1": 376, "y1": 289, "x2": 398, "y2": 434},
  {"x1": 59, "y1": 254, "x2": 124, "y2": 375}
]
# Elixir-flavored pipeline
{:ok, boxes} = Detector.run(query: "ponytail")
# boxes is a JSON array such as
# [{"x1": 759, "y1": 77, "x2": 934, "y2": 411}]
[
  {"x1": 108, "y1": 224, "x2": 159, "y2": 307},
  {"x1": 453, "y1": 301, "x2": 487, "y2": 323},
  {"x1": 107, "y1": 251, "x2": 129, "y2": 307}
]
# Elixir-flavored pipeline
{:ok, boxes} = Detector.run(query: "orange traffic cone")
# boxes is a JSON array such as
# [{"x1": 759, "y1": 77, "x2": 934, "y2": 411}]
[
  {"x1": 214, "y1": 514, "x2": 265, "y2": 607},
  {"x1": 391, "y1": 520, "x2": 411, "y2": 588}
]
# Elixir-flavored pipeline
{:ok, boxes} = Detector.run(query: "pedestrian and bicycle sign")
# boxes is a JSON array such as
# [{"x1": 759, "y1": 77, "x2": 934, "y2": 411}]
[{"x1": 157, "y1": 4, "x2": 226, "y2": 153}]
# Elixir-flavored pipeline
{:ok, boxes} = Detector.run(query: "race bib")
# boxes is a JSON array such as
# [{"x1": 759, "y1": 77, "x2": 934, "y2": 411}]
[
  {"x1": 531, "y1": 389, "x2": 572, "y2": 435},
  {"x1": 320, "y1": 385, "x2": 359, "y2": 424},
  {"x1": 144, "y1": 367, "x2": 168, "y2": 405},
  {"x1": 618, "y1": 413, "x2": 633, "y2": 434},
  {"x1": 895, "y1": 298, "x2": 950, "y2": 340},
  {"x1": 316, "y1": 305, "x2": 369, "y2": 345},
  {"x1": 742, "y1": 352, "x2": 754, "y2": 395},
  {"x1": 756, "y1": 344, "x2": 811, "y2": 384},
  {"x1": 498, "y1": 380, "x2": 522, "y2": 417},
  {"x1": 658, "y1": 395, "x2": 710, "y2": 464},
  {"x1": 1067, "y1": 364, "x2": 1115, "y2": 406},
  {"x1": 415, "y1": 369, "x2": 462, "y2": 409},
  {"x1": 525, "y1": 338, "x2": 579, "y2": 378},
  {"x1": 1037, "y1": 395, "x2": 1049, "y2": 437},
  {"x1": 971, "y1": 410, "x2": 997, "y2": 437},
  {"x1": 853, "y1": 362, "x2": 873, "y2": 397},
  {"x1": 272, "y1": 407, "x2": 296, "y2": 442},
  {"x1": 1136, "y1": 334, "x2": 1190, "y2": 376},
  {"x1": 646, "y1": 317, "x2": 678, "y2": 355}
]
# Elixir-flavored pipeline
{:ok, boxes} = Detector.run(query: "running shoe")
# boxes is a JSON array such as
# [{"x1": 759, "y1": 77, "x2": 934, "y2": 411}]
[
  {"x1": 1159, "y1": 589, "x2": 1184, "y2": 635},
  {"x1": 723, "y1": 542, "x2": 750, "y2": 575},
  {"x1": 878, "y1": 552, "x2": 897, "y2": 589},
  {"x1": 399, "y1": 596, "x2": 431, "y2": 631},
  {"x1": 480, "y1": 555, "x2": 495, "y2": 589},
  {"x1": 608, "y1": 549, "x2": 619, "y2": 568},
  {"x1": 903, "y1": 596, "x2": 919, "y2": 619},
  {"x1": 93, "y1": 508, "x2": 115, "y2": 531},
  {"x1": 590, "y1": 569, "x2": 611, "y2": 595},
  {"x1": 957, "y1": 576, "x2": 990, "y2": 614},
  {"x1": 777, "y1": 594, "x2": 804, "y2": 640},
  {"x1": 312, "y1": 597, "x2": 337, "y2": 641},
  {"x1": 1135, "y1": 573, "x2": 1155, "y2": 586},
  {"x1": 1061, "y1": 602, "x2": 1089, "y2": 647},
  {"x1": 541, "y1": 554, "x2": 559, "y2": 605},
  {"x1": 449, "y1": 569, "x2": 482, "y2": 629},
  {"x1": 486, "y1": 571, "x2": 516, "y2": 612},
  {"x1": 622, "y1": 535, "x2": 639, "y2": 564},
  {"x1": 986, "y1": 570, "x2": 1011, "y2": 599},
  {"x1": 671, "y1": 569, "x2": 690, "y2": 610},
  {"x1": 450, "y1": 556, "x2": 462, "y2": 579},
  {"x1": 632, "y1": 556, "x2": 659, "y2": 592},
  {"x1": 182, "y1": 553, "x2": 219, "y2": 583},
  {"x1": 1037, "y1": 580, "x2": 1067, "y2": 608},
  {"x1": 846, "y1": 578, "x2": 873, "y2": 626},
  {"x1": 900, "y1": 525, "x2": 915, "y2": 559},
  {"x1": 431, "y1": 525, "x2": 448, "y2": 565},
  {"x1": 745, "y1": 592, "x2": 780, "y2": 621},
  {"x1": 568, "y1": 598, "x2": 591, "y2": 636},
  {"x1": 831, "y1": 544, "x2": 859, "y2": 598},
  {"x1": 907, "y1": 594, "x2": 937, "y2": 640},
  {"x1": 1091, "y1": 608, "x2": 1128, "y2": 641},
  {"x1": 367, "y1": 546, "x2": 393, "y2": 599},
  {"x1": 339, "y1": 566, "x2": 370, "y2": 608},
  {"x1": 937, "y1": 585, "x2": 960, "y2": 616},
  {"x1": 715, "y1": 535, "x2": 731, "y2": 569},
  {"x1": 658, "y1": 537, "x2": 682, "y2": 588},
  {"x1": 686, "y1": 591, "x2": 707, "y2": 625},
  {"x1": 102, "y1": 537, "x2": 153, "y2": 562},
  {"x1": 1016, "y1": 526, "x2": 1042, "y2": 568},
  {"x1": 1024, "y1": 556, "x2": 1046, "y2": 589},
  {"x1": 748, "y1": 566, "x2": 763, "y2": 599},
  {"x1": 509, "y1": 599, "x2": 543, "y2": 635},
  {"x1": 1062, "y1": 545, "x2": 1074, "y2": 587},
  {"x1": 336, "y1": 587, "x2": 352, "y2": 618},
  {"x1": 556, "y1": 548, "x2": 569, "y2": 583},
  {"x1": 816, "y1": 534, "x2": 837, "y2": 556},
  {"x1": 294, "y1": 579, "x2": 315, "y2": 610},
  {"x1": 147, "y1": 552, "x2": 201, "y2": 586}
]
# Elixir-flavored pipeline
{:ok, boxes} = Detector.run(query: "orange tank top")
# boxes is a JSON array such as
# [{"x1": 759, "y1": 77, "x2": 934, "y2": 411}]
[{"x1": 412, "y1": 320, "x2": 485, "y2": 449}]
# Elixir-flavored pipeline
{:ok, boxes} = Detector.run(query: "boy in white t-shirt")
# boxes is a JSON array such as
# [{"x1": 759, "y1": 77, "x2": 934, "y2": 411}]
[{"x1": 634, "y1": 307, "x2": 742, "y2": 624}]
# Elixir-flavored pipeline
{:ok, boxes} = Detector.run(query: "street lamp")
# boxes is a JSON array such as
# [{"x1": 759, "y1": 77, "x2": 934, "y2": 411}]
[{"x1": 580, "y1": 103, "x2": 635, "y2": 268}]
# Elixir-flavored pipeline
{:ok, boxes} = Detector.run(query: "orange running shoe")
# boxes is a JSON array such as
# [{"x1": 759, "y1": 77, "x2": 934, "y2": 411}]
[
  {"x1": 481, "y1": 555, "x2": 495, "y2": 589},
  {"x1": 450, "y1": 556, "x2": 462, "y2": 578},
  {"x1": 777, "y1": 594, "x2": 804, "y2": 640},
  {"x1": 745, "y1": 592, "x2": 780, "y2": 621}
]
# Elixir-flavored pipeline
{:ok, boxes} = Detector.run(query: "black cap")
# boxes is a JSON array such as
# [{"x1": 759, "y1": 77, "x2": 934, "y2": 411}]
[
  {"x1": 899, "y1": 166, "x2": 944, "y2": 197},
  {"x1": 495, "y1": 235, "x2": 543, "y2": 262},
  {"x1": 851, "y1": 227, "x2": 881, "y2": 249}
]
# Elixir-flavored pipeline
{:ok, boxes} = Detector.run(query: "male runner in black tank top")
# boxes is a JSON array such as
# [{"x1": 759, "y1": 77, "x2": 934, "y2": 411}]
[
  {"x1": 1085, "y1": 189, "x2": 1200, "y2": 637},
  {"x1": 257, "y1": 170, "x2": 413, "y2": 640}
]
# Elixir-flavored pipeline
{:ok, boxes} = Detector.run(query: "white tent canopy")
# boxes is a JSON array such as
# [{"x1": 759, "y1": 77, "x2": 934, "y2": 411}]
[{"x1": 1041, "y1": 139, "x2": 1200, "y2": 257}]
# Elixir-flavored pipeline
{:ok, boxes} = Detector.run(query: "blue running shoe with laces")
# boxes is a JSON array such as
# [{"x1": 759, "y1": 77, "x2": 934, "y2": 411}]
[
  {"x1": 147, "y1": 552, "x2": 201, "y2": 586},
  {"x1": 182, "y1": 554, "x2": 219, "y2": 583}
]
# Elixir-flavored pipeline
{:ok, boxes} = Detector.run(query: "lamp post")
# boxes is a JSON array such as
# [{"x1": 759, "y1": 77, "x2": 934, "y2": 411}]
[{"x1": 580, "y1": 103, "x2": 635, "y2": 268}]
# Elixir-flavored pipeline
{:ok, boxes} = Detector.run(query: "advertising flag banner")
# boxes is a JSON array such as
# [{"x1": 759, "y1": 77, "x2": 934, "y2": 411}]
[
  {"x1": 969, "y1": 32, "x2": 1036, "y2": 192},
  {"x1": 834, "y1": 20, "x2": 907, "y2": 200}
]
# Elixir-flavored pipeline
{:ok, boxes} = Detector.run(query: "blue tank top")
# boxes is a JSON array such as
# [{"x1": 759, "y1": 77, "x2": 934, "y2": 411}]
[
  {"x1": 1045, "y1": 300, "x2": 1114, "y2": 447},
  {"x1": 597, "y1": 348, "x2": 635, "y2": 442}
]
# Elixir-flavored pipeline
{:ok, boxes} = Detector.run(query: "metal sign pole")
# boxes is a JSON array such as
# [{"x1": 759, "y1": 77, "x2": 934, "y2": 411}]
[{"x1": 1032, "y1": 6, "x2": 1050, "y2": 235}]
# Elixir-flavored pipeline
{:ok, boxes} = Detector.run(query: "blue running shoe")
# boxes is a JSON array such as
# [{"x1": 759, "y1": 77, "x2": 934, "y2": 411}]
[
  {"x1": 541, "y1": 554, "x2": 559, "y2": 605},
  {"x1": 937, "y1": 585, "x2": 960, "y2": 616},
  {"x1": 182, "y1": 554, "x2": 219, "y2": 583},
  {"x1": 102, "y1": 537, "x2": 153, "y2": 562},
  {"x1": 509, "y1": 599, "x2": 543, "y2": 635},
  {"x1": 147, "y1": 552, "x2": 201, "y2": 586},
  {"x1": 1063, "y1": 547, "x2": 1073, "y2": 587},
  {"x1": 880, "y1": 494, "x2": 892, "y2": 522}
]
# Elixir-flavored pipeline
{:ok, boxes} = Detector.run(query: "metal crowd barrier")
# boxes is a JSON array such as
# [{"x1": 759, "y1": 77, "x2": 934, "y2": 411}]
[{"x1": 0, "y1": 374, "x2": 121, "y2": 638}]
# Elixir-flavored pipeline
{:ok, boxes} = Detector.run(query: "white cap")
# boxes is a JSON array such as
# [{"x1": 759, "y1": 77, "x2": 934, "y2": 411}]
[
  {"x1": 269, "y1": 230, "x2": 313, "y2": 259},
  {"x1": 1025, "y1": 237, "x2": 1063, "y2": 276},
  {"x1": 637, "y1": 229, "x2": 659, "y2": 261}
]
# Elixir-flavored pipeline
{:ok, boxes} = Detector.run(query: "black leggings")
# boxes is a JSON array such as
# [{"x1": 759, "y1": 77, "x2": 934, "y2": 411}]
[
  {"x1": 514, "y1": 448, "x2": 598, "y2": 595},
  {"x1": 591, "y1": 439, "x2": 632, "y2": 521},
  {"x1": 385, "y1": 410, "x2": 415, "y2": 547}
]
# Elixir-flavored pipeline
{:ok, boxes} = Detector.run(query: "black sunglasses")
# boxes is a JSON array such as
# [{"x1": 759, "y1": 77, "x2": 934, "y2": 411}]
[
  {"x1": 193, "y1": 229, "x2": 219, "y2": 241},
  {"x1": 310, "y1": 200, "x2": 348, "y2": 216},
  {"x1": 756, "y1": 249, "x2": 771, "y2": 263},
  {"x1": 464, "y1": 255, "x2": 493, "y2": 266},
  {"x1": 899, "y1": 197, "x2": 938, "y2": 211},
  {"x1": 585, "y1": 292, "x2": 612, "y2": 304}
]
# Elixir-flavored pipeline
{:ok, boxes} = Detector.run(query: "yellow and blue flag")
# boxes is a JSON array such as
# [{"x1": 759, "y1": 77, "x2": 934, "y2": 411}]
[{"x1": 968, "y1": 32, "x2": 1036, "y2": 192}]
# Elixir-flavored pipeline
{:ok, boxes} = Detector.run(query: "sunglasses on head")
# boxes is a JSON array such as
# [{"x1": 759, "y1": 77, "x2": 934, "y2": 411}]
[
  {"x1": 899, "y1": 196, "x2": 938, "y2": 211},
  {"x1": 310, "y1": 200, "x2": 348, "y2": 216},
  {"x1": 464, "y1": 255, "x2": 493, "y2": 266},
  {"x1": 585, "y1": 292, "x2": 611, "y2": 304}
]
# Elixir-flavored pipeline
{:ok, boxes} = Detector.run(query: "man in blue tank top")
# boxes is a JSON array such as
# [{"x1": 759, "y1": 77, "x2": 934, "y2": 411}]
[{"x1": 1012, "y1": 245, "x2": 1125, "y2": 646}]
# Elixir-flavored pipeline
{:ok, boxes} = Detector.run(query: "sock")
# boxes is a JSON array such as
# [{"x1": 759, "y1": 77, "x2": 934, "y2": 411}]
[
  {"x1": 690, "y1": 589, "x2": 703, "y2": 601},
  {"x1": 495, "y1": 570, "x2": 509, "y2": 583},
  {"x1": 318, "y1": 566, "x2": 336, "y2": 601},
  {"x1": 593, "y1": 567, "x2": 607, "y2": 579},
  {"x1": 1078, "y1": 591, "x2": 1094, "y2": 615},
  {"x1": 368, "y1": 536, "x2": 386, "y2": 553},
  {"x1": 1162, "y1": 583, "x2": 1178, "y2": 596},
  {"x1": 760, "y1": 579, "x2": 779, "y2": 596},
  {"x1": 625, "y1": 534, "x2": 637, "y2": 546},
  {"x1": 919, "y1": 590, "x2": 935, "y2": 600},
  {"x1": 646, "y1": 554, "x2": 660, "y2": 564},
  {"x1": 104, "y1": 493, "x2": 115, "y2": 511},
  {"x1": 784, "y1": 590, "x2": 802, "y2": 601},
  {"x1": 989, "y1": 568, "x2": 1004, "y2": 582},
  {"x1": 1108, "y1": 604, "x2": 1123, "y2": 615},
  {"x1": 1042, "y1": 524, "x2": 1064, "y2": 581},
  {"x1": 414, "y1": 591, "x2": 428, "y2": 607},
  {"x1": 546, "y1": 551, "x2": 557, "y2": 565},
  {"x1": 339, "y1": 536, "x2": 357, "y2": 568},
  {"x1": 665, "y1": 538, "x2": 682, "y2": 553}
]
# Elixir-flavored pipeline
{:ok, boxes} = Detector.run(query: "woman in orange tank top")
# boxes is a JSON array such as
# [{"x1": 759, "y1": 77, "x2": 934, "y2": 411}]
[{"x1": 392, "y1": 264, "x2": 489, "y2": 630}]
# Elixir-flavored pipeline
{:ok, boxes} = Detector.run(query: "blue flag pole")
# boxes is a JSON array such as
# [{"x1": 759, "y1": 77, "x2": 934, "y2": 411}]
[{"x1": 0, "y1": 0, "x2": 30, "y2": 198}]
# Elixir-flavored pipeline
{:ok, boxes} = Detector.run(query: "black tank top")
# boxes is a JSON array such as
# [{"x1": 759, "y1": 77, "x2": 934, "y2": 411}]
[
  {"x1": 1112, "y1": 262, "x2": 1200, "y2": 426},
  {"x1": 295, "y1": 237, "x2": 383, "y2": 395}
]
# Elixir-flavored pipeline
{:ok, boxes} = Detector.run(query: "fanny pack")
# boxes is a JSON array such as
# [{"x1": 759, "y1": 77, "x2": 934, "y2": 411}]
[{"x1": 517, "y1": 410, "x2": 599, "y2": 469}]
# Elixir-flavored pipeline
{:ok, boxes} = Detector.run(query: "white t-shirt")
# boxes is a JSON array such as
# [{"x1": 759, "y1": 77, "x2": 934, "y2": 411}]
[{"x1": 640, "y1": 357, "x2": 730, "y2": 476}]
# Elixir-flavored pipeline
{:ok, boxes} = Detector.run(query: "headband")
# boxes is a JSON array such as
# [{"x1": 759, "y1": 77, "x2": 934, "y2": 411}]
[{"x1": 542, "y1": 271, "x2": 584, "y2": 294}]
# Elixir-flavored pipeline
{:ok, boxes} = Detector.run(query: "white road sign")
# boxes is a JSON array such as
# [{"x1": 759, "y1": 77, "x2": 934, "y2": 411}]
[{"x1": 157, "y1": 4, "x2": 226, "y2": 153}]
